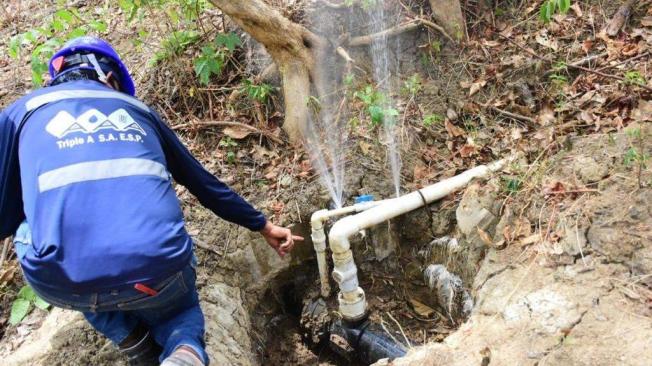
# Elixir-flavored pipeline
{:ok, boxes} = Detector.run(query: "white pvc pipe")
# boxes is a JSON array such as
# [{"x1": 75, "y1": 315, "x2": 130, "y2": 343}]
[
  {"x1": 311, "y1": 200, "x2": 390, "y2": 298},
  {"x1": 328, "y1": 159, "x2": 508, "y2": 321}
]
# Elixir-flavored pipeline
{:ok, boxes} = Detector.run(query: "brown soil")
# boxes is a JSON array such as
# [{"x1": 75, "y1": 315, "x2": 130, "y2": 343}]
[{"x1": 2, "y1": 1, "x2": 652, "y2": 366}]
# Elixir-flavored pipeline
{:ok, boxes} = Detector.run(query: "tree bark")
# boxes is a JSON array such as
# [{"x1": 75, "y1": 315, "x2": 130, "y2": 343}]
[
  {"x1": 209, "y1": 0, "x2": 326, "y2": 143},
  {"x1": 428, "y1": 0, "x2": 467, "y2": 41}
]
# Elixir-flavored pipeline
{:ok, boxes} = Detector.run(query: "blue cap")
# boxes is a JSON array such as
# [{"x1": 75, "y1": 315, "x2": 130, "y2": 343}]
[{"x1": 355, "y1": 194, "x2": 375, "y2": 203}]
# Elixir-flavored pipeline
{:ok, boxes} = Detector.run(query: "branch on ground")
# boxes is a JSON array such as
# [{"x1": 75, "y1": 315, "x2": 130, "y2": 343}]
[{"x1": 347, "y1": 18, "x2": 455, "y2": 47}]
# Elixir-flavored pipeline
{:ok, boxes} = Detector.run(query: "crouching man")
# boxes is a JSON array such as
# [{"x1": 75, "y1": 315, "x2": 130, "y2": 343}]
[{"x1": 0, "y1": 37, "x2": 303, "y2": 366}]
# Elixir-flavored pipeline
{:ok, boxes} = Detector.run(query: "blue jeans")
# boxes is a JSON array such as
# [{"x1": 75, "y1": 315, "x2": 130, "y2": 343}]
[{"x1": 14, "y1": 222, "x2": 208, "y2": 364}]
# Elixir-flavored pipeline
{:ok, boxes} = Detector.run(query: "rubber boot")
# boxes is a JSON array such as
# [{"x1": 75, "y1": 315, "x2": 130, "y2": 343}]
[{"x1": 118, "y1": 323, "x2": 162, "y2": 366}]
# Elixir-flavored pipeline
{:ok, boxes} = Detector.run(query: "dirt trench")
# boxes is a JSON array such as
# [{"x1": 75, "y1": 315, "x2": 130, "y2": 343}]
[
  {"x1": 4, "y1": 122, "x2": 652, "y2": 366},
  {"x1": 1, "y1": 160, "x2": 486, "y2": 366}
]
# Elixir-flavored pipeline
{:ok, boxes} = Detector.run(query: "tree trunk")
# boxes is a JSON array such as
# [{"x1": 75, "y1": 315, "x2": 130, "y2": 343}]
[
  {"x1": 209, "y1": 0, "x2": 326, "y2": 143},
  {"x1": 428, "y1": 0, "x2": 467, "y2": 41}
]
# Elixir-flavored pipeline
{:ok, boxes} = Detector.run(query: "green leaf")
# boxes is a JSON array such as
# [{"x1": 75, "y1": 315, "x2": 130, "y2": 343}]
[
  {"x1": 194, "y1": 50, "x2": 223, "y2": 86},
  {"x1": 24, "y1": 30, "x2": 40, "y2": 44},
  {"x1": 368, "y1": 105, "x2": 384, "y2": 126},
  {"x1": 8, "y1": 35, "x2": 22, "y2": 59},
  {"x1": 17, "y1": 285, "x2": 37, "y2": 302},
  {"x1": 51, "y1": 19, "x2": 65, "y2": 32},
  {"x1": 68, "y1": 27, "x2": 87, "y2": 39},
  {"x1": 30, "y1": 56, "x2": 48, "y2": 87},
  {"x1": 55, "y1": 9, "x2": 74, "y2": 23},
  {"x1": 384, "y1": 108, "x2": 399, "y2": 117},
  {"x1": 10, "y1": 299, "x2": 31, "y2": 325},
  {"x1": 558, "y1": 0, "x2": 571, "y2": 13},
  {"x1": 539, "y1": 1, "x2": 553, "y2": 23},
  {"x1": 33, "y1": 296, "x2": 50, "y2": 310},
  {"x1": 505, "y1": 178, "x2": 522, "y2": 193},
  {"x1": 89, "y1": 21, "x2": 108, "y2": 33},
  {"x1": 215, "y1": 32, "x2": 241, "y2": 52}
]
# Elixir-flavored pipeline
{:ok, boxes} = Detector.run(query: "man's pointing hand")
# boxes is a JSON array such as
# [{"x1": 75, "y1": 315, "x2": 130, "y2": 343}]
[{"x1": 259, "y1": 221, "x2": 304, "y2": 258}]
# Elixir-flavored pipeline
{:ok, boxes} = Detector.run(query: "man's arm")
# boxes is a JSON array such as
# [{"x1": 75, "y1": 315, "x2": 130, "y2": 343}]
[
  {"x1": 151, "y1": 112, "x2": 303, "y2": 256},
  {"x1": 152, "y1": 112, "x2": 267, "y2": 231},
  {"x1": 0, "y1": 111, "x2": 25, "y2": 240}
]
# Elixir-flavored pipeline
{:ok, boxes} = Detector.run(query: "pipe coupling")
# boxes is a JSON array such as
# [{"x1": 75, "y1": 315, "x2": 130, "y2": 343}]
[
  {"x1": 338, "y1": 288, "x2": 367, "y2": 321},
  {"x1": 332, "y1": 249, "x2": 353, "y2": 266},
  {"x1": 311, "y1": 233, "x2": 326, "y2": 251},
  {"x1": 332, "y1": 259, "x2": 359, "y2": 292}
]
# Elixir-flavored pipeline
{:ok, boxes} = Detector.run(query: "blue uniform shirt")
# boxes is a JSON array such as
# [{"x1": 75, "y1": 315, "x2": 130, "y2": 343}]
[{"x1": 0, "y1": 80, "x2": 266, "y2": 292}]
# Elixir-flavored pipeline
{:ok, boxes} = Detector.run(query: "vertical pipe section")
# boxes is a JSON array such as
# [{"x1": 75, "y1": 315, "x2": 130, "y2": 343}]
[
  {"x1": 329, "y1": 159, "x2": 508, "y2": 321},
  {"x1": 311, "y1": 201, "x2": 389, "y2": 298}
]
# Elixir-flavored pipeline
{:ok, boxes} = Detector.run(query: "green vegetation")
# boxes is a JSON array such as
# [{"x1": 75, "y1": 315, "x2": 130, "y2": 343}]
[
  {"x1": 219, "y1": 136, "x2": 238, "y2": 163},
  {"x1": 354, "y1": 85, "x2": 398, "y2": 127},
  {"x1": 423, "y1": 114, "x2": 444, "y2": 127},
  {"x1": 10, "y1": 285, "x2": 50, "y2": 325},
  {"x1": 624, "y1": 128, "x2": 649, "y2": 188},
  {"x1": 241, "y1": 79, "x2": 275, "y2": 103},
  {"x1": 402, "y1": 74, "x2": 423, "y2": 97},
  {"x1": 540, "y1": 0, "x2": 571, "y2": 23},
  {"x1": 623, "y1": 70, "x2": 646, "y2": 86},
  {"x1": 8, "y1": 8, "x2": 110, "y2": 86},
  {"x1": 193, "y1": 33, "x2": 241, "y2": 85},
  {"x1": 6, "y1": 0, "x2": 241, "y2": 87},
  {"x1": 503, "y1": 177, "x2": 523, "y2": 194}
]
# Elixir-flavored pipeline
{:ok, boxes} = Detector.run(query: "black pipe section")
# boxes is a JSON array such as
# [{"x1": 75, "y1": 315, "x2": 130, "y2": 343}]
[{"x1": 329, "y1": 318, "x2": 407, "y2": 364}]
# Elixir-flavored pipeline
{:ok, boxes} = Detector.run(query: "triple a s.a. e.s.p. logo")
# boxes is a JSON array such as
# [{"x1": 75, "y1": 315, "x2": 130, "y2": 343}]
[{"x1": 45, "y1": 108, "x2": 147, "y2": 149}]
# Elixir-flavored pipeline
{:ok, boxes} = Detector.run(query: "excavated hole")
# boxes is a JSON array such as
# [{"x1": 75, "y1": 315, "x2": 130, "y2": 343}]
[{"x1": 253, "y1": 209, "x2": 482, "y2": 365}]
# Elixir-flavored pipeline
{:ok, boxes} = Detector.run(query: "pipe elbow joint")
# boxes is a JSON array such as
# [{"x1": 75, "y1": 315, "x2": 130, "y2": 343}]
[
  {"x1": 311, "y1": 209, "x2": 330, "y2": 229},
  {"x1": 329, "y1": 220, "x2": 355, "y2": 254}
]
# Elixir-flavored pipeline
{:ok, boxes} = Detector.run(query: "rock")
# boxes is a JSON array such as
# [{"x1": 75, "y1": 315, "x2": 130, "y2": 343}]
[
  {"x1": 502, "y1": 288, "x2": 582, "y2": 334},
  {"x1": 203, "y1": 283, "x2": 256, "y2": 366},
  {"x1": 456, "y1": 183, "x2": 499, "y2": 237},
  {"x1": 573, "y1": 155, "x2": 609, "y2": 184},
  {"x1": 3, "y1": 309, "x2": 84, "y2": 366},
  {"x1": 369, "y1": 221, "x2": 400, "y2": 261},
  {"x1": 559, "y1": 223, "x2": 588, "y2": 257}
]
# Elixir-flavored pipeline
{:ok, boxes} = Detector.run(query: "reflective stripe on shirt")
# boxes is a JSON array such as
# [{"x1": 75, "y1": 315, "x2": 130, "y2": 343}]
[
  {"x1": 38, "y1": 158, "x2": 169, "y2": 192},
  {"x1": 26, "y1": 90, "x2": 149, "y2": 112}
]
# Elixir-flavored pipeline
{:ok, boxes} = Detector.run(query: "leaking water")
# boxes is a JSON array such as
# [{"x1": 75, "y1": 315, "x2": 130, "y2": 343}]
[
  {"x1": 302, "y1": 6, "x2": 350, "y2": 209},
  {"x1": 367, "y1": 0, "x2": 403, "y2": 198},
  {"x1": 298, "y1": 1, "x2": 409, "y2": 206}
]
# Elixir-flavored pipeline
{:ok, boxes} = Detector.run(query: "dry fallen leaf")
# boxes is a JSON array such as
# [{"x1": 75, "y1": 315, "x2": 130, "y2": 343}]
[
  {"x1": 570, "y1": 3, "x2": 583, "y2": 17},
  {"x1": 477, "y1": 228, "x2": 493, "y2": 246},
  {"x1": 359, "y1": 141, "x2": 373, "y2": 155},
  {"x1": 520, "y1": 233, "x2": 541, "y2": 246},
  {"x1": 469, "y1": 80, "x2": 487, "y2": 96},
  {"x1": 536, "y1": 31, "x2": 559, "y2": 51},
  {"x1": 413, "y1": 164, "x2": 429, "y2": 181},
  {"x1": 445, "y1": 119, "x2": 466, "y2": 138},
  {"x1": 409, "y1": 298, "x2": 435, "y2": 318},
  {"x1": 537, "y1": 103, "x2": 556, "y2": 125},
  {"x1": 544, "y1": 181, "x2": 567, "y2": 196},
  {"x1": 482, "y1": 39, "x2": 501, "y2": 48},
  {"x1": 459, "y1": 144, "x2": 477, "y2": 158},
  {"x1": 223, "y1": 126, "x2": 252, "y2": 139},
  {"x1": 511, "y1": 128, "x2": 523, "y2": 140},
  {"x1": 642, "y1": 17, "x2": 652, "y2": 27}
]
